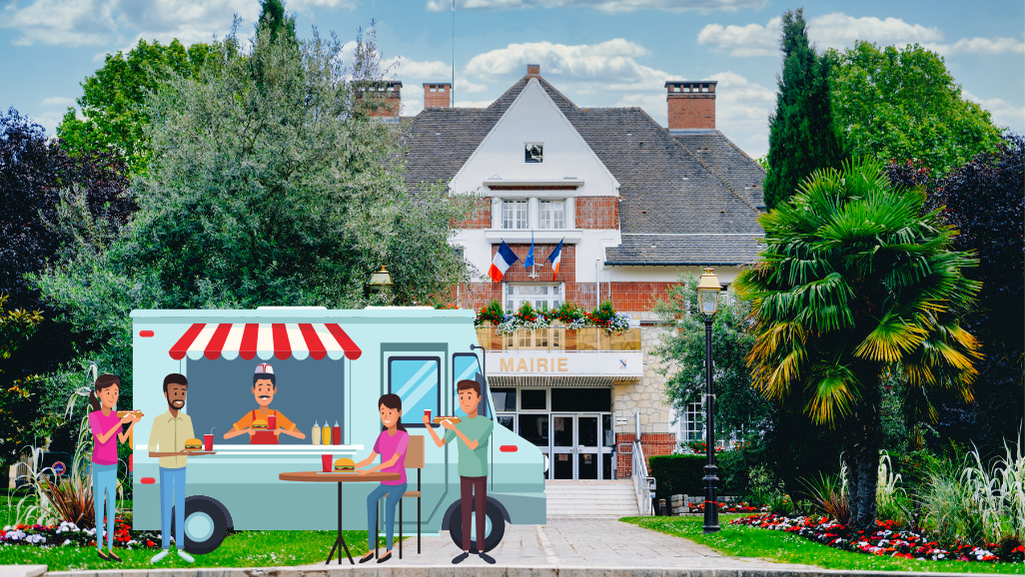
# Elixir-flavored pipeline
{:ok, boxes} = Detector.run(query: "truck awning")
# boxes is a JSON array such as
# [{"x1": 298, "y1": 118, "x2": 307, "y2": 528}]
[{"x1": 169, "y1": 323, "x2": 362, "y2": 361}]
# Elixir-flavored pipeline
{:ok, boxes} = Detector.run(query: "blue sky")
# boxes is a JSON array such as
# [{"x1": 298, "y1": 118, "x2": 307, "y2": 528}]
[{"x1": 2, "y1": 0, "x2": 1022, "y2": 158}]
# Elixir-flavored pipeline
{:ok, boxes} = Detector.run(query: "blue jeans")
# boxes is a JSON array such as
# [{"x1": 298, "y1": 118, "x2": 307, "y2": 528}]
[
  {"x1": 91, "y1": 463, "x2": 117, "y2": 551},
  {"x1": 159, "y1": 467, "x2": 186, "y2": 550},
  {"x1": 366, "y1": 482, "x2": 407, "y2": 550}
]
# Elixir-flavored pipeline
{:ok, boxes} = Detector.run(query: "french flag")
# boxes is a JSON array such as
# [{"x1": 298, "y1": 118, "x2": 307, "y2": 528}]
[
  {"x1": 489, "y1": 241, "x2": 519, "y2": 282},
  {"x1": 547, "y1": 238, "x2": 564, "y2": 281}
]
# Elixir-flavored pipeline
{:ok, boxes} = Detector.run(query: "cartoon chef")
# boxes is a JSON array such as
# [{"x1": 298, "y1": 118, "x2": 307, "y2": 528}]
[{"x1": 223, "y1": 363, "x2": 306, "y2": 444}]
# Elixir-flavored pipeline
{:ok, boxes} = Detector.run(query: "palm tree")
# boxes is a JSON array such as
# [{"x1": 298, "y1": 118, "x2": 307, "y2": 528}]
[{"x1": 734, "y1": 157, "x2": 981, "y2": 530}]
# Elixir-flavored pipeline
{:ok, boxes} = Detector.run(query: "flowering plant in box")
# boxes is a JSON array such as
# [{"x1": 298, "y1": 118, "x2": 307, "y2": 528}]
[
  {"x1": 474, "y1": 300, "x2": 504, "y2": 327},
  {"x1": 546, "y1": 302, "x2": 587, "y2": 329},
  {"x1": 585, "y1": 301, "x2": 630, "y2": 334}
]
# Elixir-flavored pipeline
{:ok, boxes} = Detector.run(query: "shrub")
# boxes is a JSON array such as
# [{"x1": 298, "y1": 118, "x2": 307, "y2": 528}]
[{"x1": 649, "y1": 454, "x2": 706, "y2": 502}]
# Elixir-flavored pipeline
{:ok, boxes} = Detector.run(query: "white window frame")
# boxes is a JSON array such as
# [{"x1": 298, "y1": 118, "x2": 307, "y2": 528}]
[
  {"x1": 538, "y1": 199, "x2": 566, "y2": 229},
  {"x1": 501, "y1": 200, "x2": 528, "y2": 229}
]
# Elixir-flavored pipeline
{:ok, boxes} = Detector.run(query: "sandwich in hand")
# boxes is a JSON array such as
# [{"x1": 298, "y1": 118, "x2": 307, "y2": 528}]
[
  {"x1": 334, "y1": 458, "x2": 355, "y2": 472},
  {"x1": 184, "y1": 438, "x2": 203, "y2": 452}
]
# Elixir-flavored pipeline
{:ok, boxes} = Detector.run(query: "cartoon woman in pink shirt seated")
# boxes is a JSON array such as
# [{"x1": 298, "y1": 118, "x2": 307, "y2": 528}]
[
  {"x1": 88, "y1": 374, "x2": 141, "y2": 562},
  {"x1": 352, "y1": 393, "x2": 408, "y2": 564}
]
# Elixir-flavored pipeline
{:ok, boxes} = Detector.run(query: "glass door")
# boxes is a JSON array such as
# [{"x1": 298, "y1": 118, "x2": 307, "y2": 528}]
[
  {"x1": 577, "y1": 414, "x2": 600, "y2": 480},
  {"x1": 551, "y1": 414, "x2": 575, "y2": 479}
]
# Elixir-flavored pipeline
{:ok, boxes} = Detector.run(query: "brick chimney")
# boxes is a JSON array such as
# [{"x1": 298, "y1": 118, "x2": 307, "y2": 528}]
[
  {"x1": 356, "y1": 81, "x2": 402, "y2": 119},
  {"x1": 526, "y1": 64, "x2": 540, "y2": 77},
  {"x1": 423, "y1": 83, "x2": 451, "y2": 108},
  {"x1": 665, "y1": 80, "x2": 717, "y2": 131}
]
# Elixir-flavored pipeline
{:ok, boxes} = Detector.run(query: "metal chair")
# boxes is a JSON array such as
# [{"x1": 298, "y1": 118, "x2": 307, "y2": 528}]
[{"x1": 375, "y1": 434, "x2": 425, "y2": 559}]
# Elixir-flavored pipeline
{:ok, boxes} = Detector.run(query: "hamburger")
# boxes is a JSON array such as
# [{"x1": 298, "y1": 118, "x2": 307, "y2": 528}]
[
  {"x1": 251, "y1": 419, "x2": 268, "y2": 430},
  {"x1": 334, "y1": 458, "x2": 355, "y2": 472},
  {"x1": 184, "y1": 438, "x2": 203, "y2": 451},
  {"x1": 433, "y1": 416, "x2": 461, "y2": 425}
]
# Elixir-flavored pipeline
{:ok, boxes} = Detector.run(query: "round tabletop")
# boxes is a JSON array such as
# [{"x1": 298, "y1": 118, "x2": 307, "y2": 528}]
[{"x1": 279, "y1": 471, "x2": 401, "y2": 483}]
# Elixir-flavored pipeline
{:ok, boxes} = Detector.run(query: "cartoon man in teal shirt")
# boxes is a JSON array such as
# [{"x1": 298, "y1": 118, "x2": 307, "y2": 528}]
[{"x1": 423, "y1": 378, "x2": 494, "y2": 564}]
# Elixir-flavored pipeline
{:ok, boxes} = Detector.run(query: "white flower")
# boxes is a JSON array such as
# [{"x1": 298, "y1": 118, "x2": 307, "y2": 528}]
[
  {"x1": 6, "y1": 530, "x2": 26, "y2": 541},
  {"x1": 25, "y1": 534, "x2": 46, "y2": 544},
  {"x1": 63, "y1": 539, "x2": 72, "y2": 546}
]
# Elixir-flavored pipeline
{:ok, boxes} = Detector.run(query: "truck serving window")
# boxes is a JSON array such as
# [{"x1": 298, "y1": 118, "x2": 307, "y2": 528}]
[
  {"x1": 388, "y1": 357, "x2": 440, "y2": 428},
  {"x1": 453, "y1": 352, "x2": 490, "y2": 419}
]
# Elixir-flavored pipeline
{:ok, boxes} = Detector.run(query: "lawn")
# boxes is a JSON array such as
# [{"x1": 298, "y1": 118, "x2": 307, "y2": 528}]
[
  {"x1": 0, "y1": 492, "x2": 392, "y2": 571},
  {"x1": 623, "y1": 515, "x2": 1025, "y2": 574}
]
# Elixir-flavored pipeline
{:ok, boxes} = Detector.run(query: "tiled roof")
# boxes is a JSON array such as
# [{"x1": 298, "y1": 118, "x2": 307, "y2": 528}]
[
  {"x1": 401, "y1": 75, "x2": 767, "y2": 265},
  {"x1": 605, "y1": 234, "x2": 765, "y2": 266}
]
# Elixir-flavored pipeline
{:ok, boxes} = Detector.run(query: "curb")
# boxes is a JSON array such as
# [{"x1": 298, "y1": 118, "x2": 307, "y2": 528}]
[{"x1": 40, "y1": 566, "x2": 1013, "y2": 577}]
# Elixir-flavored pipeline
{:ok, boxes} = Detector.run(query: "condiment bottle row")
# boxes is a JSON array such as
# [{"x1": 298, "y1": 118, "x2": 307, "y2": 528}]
[{"x1": 311, "y1": 420, "x2": 341, "y2": 445}]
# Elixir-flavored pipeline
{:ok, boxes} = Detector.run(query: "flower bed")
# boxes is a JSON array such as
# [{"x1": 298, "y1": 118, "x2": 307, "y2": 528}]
[
  {"x1": 731, "y1": 513, "x2": 1025, "y2": 564},
  {"x1": 1, "y1": 518, "x2": 163, "y2": 549},
  {"x1": 690, "y1": 501, "x2": 761, "y2": 514}
]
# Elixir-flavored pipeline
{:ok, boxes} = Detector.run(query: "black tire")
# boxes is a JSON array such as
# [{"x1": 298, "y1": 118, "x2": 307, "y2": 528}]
[
  {"x1": 448, "y1": 499, "x2": 506, "y2": 553},
  {"x1": 170, "y1": 496, "x2": 230, "y2": 555}
]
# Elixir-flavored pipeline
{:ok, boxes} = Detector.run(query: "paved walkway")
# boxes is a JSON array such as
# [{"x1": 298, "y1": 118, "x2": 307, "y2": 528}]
[{"x1": 291, "y1": 518, "x2": 816, "y2": 570}]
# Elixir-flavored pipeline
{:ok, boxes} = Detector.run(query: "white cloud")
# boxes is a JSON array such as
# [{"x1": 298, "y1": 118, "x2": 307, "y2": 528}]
[
  {"x1": 926, "y1": 36, "x2": 1025, "y2": 56},
  {"x1": 456, "y1": 76, "x2": 487, "y2": 93},
  {"x1": 42, "y1": 96, "x2": 76, "y2": 107},
  {"x1": 27, "y1": 110, "x2": 67, "y2": 136},
  {"x1": 1, "y1": 0, "x2": 354, "y2": 47},
  {"x1": 464, "y1": 39, "x2": 666, "y2": 94},
  {"x1": 427, "y1": 0, "x2": 765, "y2": 12},
  {"x1": 963, "y1": 90, "x2": 1025, "y2": 131},
  {"x1": 698, "y1": 12, "x2": 1025, "y2": 59},
  {"x1": 454, "y1": 99, "x2": 495, "y2": 108},
  {"x1": 402, "y1": 98, "x2": 424, "y2": 117},
  {"x1": 697, "y1": 16, "x2": 779, "y2": 56},
  {"x1": 383, "y1": 55, "x2": 451, "y2": 79}
]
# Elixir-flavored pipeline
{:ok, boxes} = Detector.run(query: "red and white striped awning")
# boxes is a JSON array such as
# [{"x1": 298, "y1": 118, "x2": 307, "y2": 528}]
[{"x1": 169, "y1": 323, "x2": 362, "y2": 361}]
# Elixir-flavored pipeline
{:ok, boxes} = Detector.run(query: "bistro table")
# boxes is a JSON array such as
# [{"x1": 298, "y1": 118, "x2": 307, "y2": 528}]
[{"x1": 279, "y1": 471, "x2": 400, "y2": 565}]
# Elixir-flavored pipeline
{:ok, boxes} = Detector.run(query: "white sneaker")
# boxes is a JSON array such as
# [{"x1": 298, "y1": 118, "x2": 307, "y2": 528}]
[
  {"x1": 178, "y1": 550, "x2": 195, "y2": 563},
  {"x1": 150, "y1": 550, "x2": 169, "y2": 563}
]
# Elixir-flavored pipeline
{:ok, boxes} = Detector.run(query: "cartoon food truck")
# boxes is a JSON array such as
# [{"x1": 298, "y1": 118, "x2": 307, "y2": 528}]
[{"x1": 131, "y1": 307, "x2": 545, "y2": 554}]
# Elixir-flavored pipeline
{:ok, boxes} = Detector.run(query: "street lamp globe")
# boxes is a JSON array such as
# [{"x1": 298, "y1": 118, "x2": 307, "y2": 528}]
[
  {"x1": 369, "y1": 265, "x2": 393, "y2": 289},
  {"x1": 696, "y1": 268, "x2": 721, "y2": 315}
]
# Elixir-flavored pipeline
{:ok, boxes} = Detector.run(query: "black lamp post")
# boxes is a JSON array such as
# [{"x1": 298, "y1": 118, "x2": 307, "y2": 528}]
[{"x1": 696, "y1": 267, "x2": 722, "y2": 533}]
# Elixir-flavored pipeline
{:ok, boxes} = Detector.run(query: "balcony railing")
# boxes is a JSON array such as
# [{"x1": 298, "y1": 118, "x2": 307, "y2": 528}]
[{"x1": 475, "y1": 324, "x2": 641, "y2": 351}]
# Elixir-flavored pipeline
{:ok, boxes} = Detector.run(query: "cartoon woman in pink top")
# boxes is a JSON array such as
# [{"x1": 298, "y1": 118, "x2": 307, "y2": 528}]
[
  {"x1": 353, "y1": 394, "x2": 408, "y2": 563},
  {"x1": 88, "y1": 374, "x2": 141, "y2": 562}
]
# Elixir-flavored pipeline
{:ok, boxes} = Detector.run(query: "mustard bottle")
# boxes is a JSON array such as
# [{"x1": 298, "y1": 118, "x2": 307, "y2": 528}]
[
  {"x1": 322, "y1": 421, "x2": 331, "y2": 445},
  {"x1": 312, "y1": 421, "x2": 321, "y2": 445}
]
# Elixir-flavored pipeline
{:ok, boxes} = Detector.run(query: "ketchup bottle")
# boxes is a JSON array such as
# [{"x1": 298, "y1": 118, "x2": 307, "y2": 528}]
[{"x1": 332, "y1": 421, "x2": 341, "y2": 445}]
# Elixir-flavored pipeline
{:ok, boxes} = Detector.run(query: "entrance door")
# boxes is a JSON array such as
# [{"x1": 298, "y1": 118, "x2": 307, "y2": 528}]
[
  {"x1": 551, "y1": 414, "x2": 575, "y2": 479},
  {"x1": 550, "y1": 414, "x2": 604, "y2": 480},
  {"x1": 576, "y1": 414, "x2": 600, "y2": 480}
]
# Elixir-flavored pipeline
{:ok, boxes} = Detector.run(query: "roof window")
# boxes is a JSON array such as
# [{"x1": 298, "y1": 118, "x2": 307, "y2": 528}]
[{"x1": 525, "y1": 143, "x2": 543, "y2": 163}]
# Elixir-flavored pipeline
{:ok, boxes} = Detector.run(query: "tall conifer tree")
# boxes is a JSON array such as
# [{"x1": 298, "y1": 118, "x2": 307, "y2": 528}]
[{"x1": 763, "y1": 8, "x2": 843, "y2": 210}]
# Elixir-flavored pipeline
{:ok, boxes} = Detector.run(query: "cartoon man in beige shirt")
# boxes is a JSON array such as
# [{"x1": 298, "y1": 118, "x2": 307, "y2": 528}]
[{"x1": 147, "y1": 373, "x2": 195, "y2": 564}]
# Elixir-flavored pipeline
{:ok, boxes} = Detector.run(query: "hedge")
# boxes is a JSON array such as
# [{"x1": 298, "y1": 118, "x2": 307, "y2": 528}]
[{"x1": 649, "y1": 453, "x2": 706, "y2": 502}]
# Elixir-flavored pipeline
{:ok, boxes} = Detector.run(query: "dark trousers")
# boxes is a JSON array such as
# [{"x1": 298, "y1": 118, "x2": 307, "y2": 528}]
[{"x1": 460, "y1": 475, "x2": 487, "y2": 550}]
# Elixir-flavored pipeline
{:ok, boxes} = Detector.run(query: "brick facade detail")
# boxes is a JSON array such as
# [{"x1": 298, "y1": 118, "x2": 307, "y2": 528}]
[
  {"x1": 606, "y1": 281, "x2": 675, "y2": 312},
  {"x1": 575, "y1": 196, "x2": 620, "y2": 229},
  {"x1": 615, "y1": 433, "x2": 678, "y2": 479},
  {"x1": 668, "y1": 95, "x2": 715, "y2": 130},
  {"x1": 454, "y1": 197, "x2": 492, "y2": 229}
]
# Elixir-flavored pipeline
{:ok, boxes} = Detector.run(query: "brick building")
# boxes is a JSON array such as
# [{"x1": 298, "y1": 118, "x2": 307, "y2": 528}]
[{"x1": 398, "y1": 65, "x2": 765, "y2": 480}]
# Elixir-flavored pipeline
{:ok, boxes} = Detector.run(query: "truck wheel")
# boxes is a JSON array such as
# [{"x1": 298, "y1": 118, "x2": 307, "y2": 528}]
[
  {"x1": 171, "y1": 496, "x2": 230, "y2": 554},
  {"x1": 448, "y1": 499, "x2": 506, "y2": 553}
]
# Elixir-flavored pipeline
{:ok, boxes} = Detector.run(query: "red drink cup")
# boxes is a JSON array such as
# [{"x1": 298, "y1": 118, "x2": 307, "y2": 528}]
[
  {"x1": 203, "y1": 434, "x2": 213, "y2": 452},
  {"x1": 267, "y1": 414, "x2": 277, "y2": 430},
  {"x1": 321, "y1": 454, "x2": 332, "y2": 473},
  {"x1": 425, "y1": 408, "x2": 432, "y2": 421}
]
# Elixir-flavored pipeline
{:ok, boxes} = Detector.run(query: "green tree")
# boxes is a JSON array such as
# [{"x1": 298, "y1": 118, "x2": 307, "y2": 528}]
[
  {"x1": 57, "y1": 38, "x2": 216, "y2": 175},
  {"x1": 763, "y1": 8, "x2": 844, "y2": 210},
  {"x1": 257, "y1": 0, "x2": 297, "y2": 45},
  {"x1": 734, "y1": 157, "x2": 982, "y2": 530},
  {"x1": 829, "y1": 41, "x2": 1003, "y2": 178},
  {"x1": 653, "y1": 274, "x2": 769, "y2": 440},
  {"x1": 34, "y1": 24, "x2": 474, "y2": 400}
]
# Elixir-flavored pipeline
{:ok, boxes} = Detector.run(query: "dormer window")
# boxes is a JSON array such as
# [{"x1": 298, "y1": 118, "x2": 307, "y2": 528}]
[{"x1": 525, "y1": 143, "x2": 543, "y2": 163}]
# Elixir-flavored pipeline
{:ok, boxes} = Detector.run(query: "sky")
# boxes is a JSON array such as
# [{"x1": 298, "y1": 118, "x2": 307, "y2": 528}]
[{"x1": 1, "y1": 0, "x2": 1022, "y2": 159}]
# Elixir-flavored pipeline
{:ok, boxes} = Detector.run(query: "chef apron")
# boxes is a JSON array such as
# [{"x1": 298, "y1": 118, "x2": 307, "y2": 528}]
[{"x1": 250, "y1": 409, "x2": 278, "y2": 445}]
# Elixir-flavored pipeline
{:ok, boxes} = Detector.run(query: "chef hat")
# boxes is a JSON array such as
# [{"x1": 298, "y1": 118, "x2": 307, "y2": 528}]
[{"x1": 255, "y1": 363, "x2": 274, "y2": 375}]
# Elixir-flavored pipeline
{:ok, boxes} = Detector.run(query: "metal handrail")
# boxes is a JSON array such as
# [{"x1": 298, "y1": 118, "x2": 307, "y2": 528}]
[{"x1": 632, "y1": 441, "x2": 655, "y2": 516}]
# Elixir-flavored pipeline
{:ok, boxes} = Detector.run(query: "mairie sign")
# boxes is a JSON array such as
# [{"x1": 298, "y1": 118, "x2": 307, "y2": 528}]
[{"x1": 487, "y1": 351, "x2": 643, "y2": 378}]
